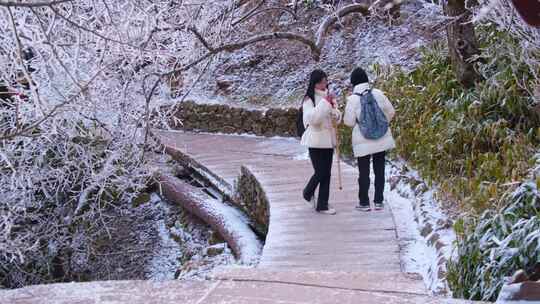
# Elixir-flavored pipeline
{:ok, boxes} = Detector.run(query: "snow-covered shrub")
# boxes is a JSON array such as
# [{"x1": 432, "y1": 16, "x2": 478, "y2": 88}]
[
  {"x1": 447, "y1": 181, "x2": 540, "y2": 301},
  {"x1": 473, "y1": 0, "x2": 540, "y2": 90},
  {"x1": 368, "y1": 37, "x2": 538, "y2": 212},
  {"x1": 357, "y1": 6, "x2": 540, "y2": 299}
]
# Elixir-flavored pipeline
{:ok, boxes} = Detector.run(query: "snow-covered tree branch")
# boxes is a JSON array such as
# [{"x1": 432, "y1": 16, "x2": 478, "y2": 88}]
[{"x1": 0, "y1": 0, "x2": 385, "y2": 287}]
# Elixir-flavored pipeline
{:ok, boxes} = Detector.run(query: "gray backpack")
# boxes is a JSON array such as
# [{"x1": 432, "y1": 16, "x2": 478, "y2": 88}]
[{"x1": 354, "y1": 89, "x2": 389, "y2": 140}]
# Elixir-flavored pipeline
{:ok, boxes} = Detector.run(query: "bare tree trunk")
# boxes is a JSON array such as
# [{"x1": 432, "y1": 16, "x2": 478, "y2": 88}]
[{"x1": 443, "y1": 0, "x2": 480, "y2": 88}]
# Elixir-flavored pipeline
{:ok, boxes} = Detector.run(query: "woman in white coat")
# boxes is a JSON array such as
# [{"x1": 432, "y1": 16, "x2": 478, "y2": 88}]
[
  {"x1": 301, "y1": 70, "x2": 341, "y2": 215},
  {"x1": 343, "y1": 67, "x2": 396, "y2": 211}
]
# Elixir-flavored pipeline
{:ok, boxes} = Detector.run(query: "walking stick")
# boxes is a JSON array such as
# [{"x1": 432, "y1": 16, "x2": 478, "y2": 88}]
[{"x1": 332, "y1": 116, "x2": 343, "y2": 191}]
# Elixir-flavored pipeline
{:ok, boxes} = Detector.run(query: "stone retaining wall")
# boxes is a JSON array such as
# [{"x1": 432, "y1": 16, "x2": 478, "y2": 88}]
[
  {"x1": 166, "y1": 101, "x2": 299, "y2": 137},
  {"x1": 234, "y1": 166, "x2": 270, "y2": 238}
]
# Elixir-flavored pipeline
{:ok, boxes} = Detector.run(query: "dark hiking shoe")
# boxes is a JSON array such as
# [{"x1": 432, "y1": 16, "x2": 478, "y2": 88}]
[
  {"x1": 355, "y1": 203, "x2": 371, "y2": 212},
  {"x1": 374, "y1": 202, "x2": 384, "y2": 210}
]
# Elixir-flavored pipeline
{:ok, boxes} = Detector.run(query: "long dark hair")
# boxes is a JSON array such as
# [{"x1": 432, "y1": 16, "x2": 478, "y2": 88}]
[{"x1": 304, "y1": 69, "x2": 327, "y2": 103}]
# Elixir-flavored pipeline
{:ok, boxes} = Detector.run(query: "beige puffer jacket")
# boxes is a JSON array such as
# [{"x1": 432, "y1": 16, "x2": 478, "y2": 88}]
[
  {"x1": 300, "y1": 89, "x2": 341, "y2": 149},
  {"x1": 343, "y1": 83, "x2": 396, "y2": 158}
]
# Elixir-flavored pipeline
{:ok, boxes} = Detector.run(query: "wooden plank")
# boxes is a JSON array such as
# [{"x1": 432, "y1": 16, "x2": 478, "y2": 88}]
[{"x1": 158, "y1": 131, "x2": 403, "y2": 274}]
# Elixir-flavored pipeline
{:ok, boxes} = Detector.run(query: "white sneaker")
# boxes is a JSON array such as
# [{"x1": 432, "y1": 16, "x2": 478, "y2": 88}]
[
  {"x1": 310, "y1": 195, "x2": 317, "y2": 210},
  {"x1": 318, "y1": 208, "x2": 336, "y2": 215}
]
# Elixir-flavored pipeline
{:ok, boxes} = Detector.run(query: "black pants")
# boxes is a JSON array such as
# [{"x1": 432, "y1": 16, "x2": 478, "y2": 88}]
[
  {"x1": 303, "y1": 148, "x2": 334, "y2": 211},
  {"x1": 357, "y1": 151, "x2": 386, "y2": 205}
]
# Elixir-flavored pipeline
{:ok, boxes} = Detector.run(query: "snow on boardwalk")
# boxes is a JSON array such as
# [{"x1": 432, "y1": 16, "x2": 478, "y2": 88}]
[
  {"x1": 2, "y1": 131, "x2": 490, "y2": 304},
  {"x1": 156, "y1": 130, "x2": 402, "y2": 273},
  {"x1": 1, "y1": 274, "x2": 485, "y2": 304}
]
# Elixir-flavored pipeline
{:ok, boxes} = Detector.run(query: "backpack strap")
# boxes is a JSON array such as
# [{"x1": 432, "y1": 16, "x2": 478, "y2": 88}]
[
  {"x1": 353, "y1": 89, "x2": 372, "y2": 125},
  {"x1": 353, "y1": 88, "x2": 372, "y2": 98}
]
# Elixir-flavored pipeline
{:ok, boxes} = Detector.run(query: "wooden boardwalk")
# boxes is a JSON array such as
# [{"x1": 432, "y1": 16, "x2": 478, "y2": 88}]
[
  {"x1": 156, "y1": 130, "x2": 402, "y2": 273},
  {"x1": 3, "y1": 130, "x2": 489, "y2": 304}
]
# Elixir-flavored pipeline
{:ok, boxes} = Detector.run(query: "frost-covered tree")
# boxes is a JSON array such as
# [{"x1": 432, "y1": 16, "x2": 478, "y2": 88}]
[
  {"x1": 0, "y1": 0, "x2": 199, "y2": 287},
  {"x1": 0, "y1": 0, "x2": 385, "y2": 288}
]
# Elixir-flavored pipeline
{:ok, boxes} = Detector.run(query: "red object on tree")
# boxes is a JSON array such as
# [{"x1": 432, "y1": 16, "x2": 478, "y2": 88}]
[{"x1": 511, "y1": 0, "x2": 540, "y2": 26}]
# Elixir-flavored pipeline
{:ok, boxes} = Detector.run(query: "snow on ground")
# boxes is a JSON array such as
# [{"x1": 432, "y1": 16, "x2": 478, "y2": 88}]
[
  {"x1": 386, "y1": 188, "x2": 436, "y2": 274},
  {"x1": 152, "y1": 0, "x2": 446, "y2": 110},
  {"x1": 385, "y1": 159, "x2": 456, "y2": 295},
  {"x1": 147, "y1": 193, "x2": 183, "y2": 281},
  {"x1": 139, "y1": 191, "x2": 240, "y2": 281},
  {"x1": 176, "y1": 243, "x2": 235, "y2": 280}
]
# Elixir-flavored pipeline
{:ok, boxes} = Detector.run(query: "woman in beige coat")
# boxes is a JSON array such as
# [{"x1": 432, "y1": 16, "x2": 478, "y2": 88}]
[
  {"x1": 301, "y1": 70, "x2": 341, "y2": 215},
  {"x1": 343, "y1": 67, "x2": 396, "y2": 211}
]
